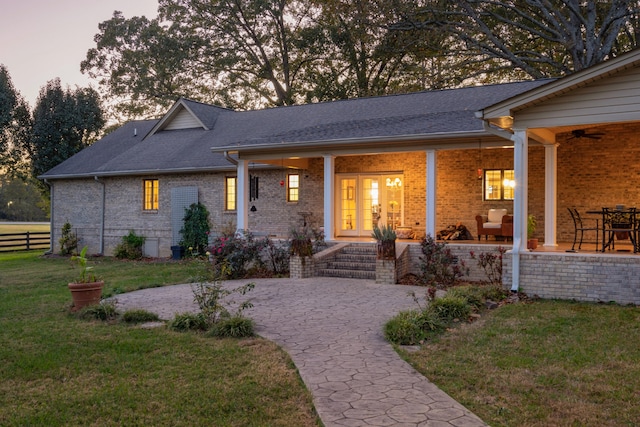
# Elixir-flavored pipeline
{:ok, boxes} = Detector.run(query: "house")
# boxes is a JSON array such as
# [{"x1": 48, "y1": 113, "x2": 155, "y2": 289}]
[{"x1": 41, "y1": 48, "x2": 640, "y2": 304}]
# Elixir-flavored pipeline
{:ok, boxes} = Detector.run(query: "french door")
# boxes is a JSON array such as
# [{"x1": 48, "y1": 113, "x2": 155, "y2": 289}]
[{"x1": 336, "y1": 174, "x2": 404, "y2": 237}]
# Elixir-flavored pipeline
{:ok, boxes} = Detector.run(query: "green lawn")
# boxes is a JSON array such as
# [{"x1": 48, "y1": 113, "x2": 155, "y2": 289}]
[
  {"x1": 401, "y1": 298, "x2": 640, "y2": 427},
  {"x1": 0, "y1": 251, "x2": 320, "y2": 426}
]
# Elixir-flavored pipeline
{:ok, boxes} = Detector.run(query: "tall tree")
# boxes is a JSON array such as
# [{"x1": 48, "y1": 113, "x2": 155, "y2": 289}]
[
  {"x1": 81, "y1": 11, "x2": 205, "y2": 120},
  {"x1": 398, "y1": 0, "x2": 640, "y2": 79},
  {"x1": 28, "y1": 79, "x2": 105, "y2": 183},
  {"x1": 0, "y1": 65, "x2": 32, "y2": 178}
]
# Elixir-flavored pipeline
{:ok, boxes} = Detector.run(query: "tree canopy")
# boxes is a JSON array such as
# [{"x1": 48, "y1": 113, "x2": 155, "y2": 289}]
[
  {"x1": 0, "y1": 65, "x2": 32, "y2": 178},
  {"x1": 82, "y1": 0, "x2": 640, "y2": 119},
  {"x1": 28, "y1": 79, "x2": 105, "y2": 182}
]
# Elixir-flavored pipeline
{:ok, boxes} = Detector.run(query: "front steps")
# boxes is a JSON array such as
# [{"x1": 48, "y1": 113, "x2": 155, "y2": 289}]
[{"x1": 316, "y1": 243, "x2": 377, "y2": 280}]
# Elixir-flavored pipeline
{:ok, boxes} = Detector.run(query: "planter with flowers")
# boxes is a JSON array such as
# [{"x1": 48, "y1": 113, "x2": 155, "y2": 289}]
[{"x1": 68, "y1": 246, "x2": 104, "y2": 310}]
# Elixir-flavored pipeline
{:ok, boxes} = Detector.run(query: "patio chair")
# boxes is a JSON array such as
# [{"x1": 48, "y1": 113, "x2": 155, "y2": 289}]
[
  {"x1": 475, "y1": 208, "x2": 512, "y2": 240},
  {"x1": 567, "y1": 208, "x2": 599, "y2": 251},
  {"x1": 602, "y1": 207, "x2": 637, "y2": 252}
]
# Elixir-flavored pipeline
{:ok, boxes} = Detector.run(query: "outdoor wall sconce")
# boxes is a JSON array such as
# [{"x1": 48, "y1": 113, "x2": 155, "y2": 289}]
[
  {"x1": 477, "y1": 168, "x2": 483, "y2": 180},
  {"x1": 280, "y1": 180, "x2": 285, "y2": 186}
]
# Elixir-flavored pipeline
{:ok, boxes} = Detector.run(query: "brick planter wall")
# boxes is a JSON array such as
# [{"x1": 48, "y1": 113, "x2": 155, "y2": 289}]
[
  {"x1": 290, "y1": 255, "x2": 315, "y2": 279},
  {"x1": 376, "y1": 259, "x2": 397, "y2": 284}
]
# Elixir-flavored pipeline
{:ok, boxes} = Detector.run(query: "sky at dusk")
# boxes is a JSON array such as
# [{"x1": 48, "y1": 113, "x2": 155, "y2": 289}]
[{"x1": 1, "y1": 0, "x2": 159, "y2": 107}]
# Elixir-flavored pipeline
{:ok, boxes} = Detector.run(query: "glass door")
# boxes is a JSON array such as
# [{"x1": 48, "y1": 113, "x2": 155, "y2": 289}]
[
  {"x1": 338, "y1": 177, "x2": 358, "y2": 236},
  {"x1": 337, "y1": 174, "x2": 404, "y2": 237}
]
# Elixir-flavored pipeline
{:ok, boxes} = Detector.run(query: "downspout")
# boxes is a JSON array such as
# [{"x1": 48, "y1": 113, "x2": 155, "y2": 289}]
[
  {"x1": 481, "y1": 119, "x2": 521, "y2": 292},
  {"x1": 223, "y1": 151, "x2": 238, "y2": 165},
  {"x1": 44, "y1": 179, "x2": 53, "y2": 255},
  {"x1": 94, "y1": 176, "x2": 105, "y2": 255}
]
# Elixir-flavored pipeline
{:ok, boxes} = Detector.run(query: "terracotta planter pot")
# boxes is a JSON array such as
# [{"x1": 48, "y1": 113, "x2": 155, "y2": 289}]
[
  {"x1": 527, "y1": 238, "x2": 539, "y2": 250},
  {"x1": 68, "y1": 281, "x2": 104, "y2": 310}
]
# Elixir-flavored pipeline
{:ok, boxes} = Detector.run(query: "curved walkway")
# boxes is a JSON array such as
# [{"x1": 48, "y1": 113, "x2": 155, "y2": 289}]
[{"x1": 112, "y1": 278, "x2": 486, "y2": 427}]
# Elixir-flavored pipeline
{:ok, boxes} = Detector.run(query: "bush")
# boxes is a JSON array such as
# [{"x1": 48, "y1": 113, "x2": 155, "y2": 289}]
[
  {"x1": 179, "y1": 203, "x2": 211, "y2": 256},
  {"x1": 122, "y1": 309, "x2": 160, "y2": 323},
  {"x1": 207, "y1": 316, "x2": 255, "y2": 338},
  {"x1": 168, "y1": 312, "x2": 208, "y2": 331},
  {"x1": 75, "y1": 301, "x2": 119, "y2": 321},
  {"x1": 208, "y1": 231, "x2": 267, "y2": 279},
  {"x1": 114, "y1": 230, "x2": 146, "y2": 260},
  {"x1": 59, "y1": 221, "x2": 78, "y2": 255},
  {"x1": 470, "y1": 246, "x2": 506, "y2": 286},
  {"x1": 429, "y1": 295, "x2": 472, "y2": 321},
  {"x1": 385, "y1": 308, "x2": 447, "y2": 345},
  {"x1": 419, "y1": 235, "x2": 468, "y2": 288},
  {"x1": 384, "y1": 310, "x2": 427, "y2": 345}
]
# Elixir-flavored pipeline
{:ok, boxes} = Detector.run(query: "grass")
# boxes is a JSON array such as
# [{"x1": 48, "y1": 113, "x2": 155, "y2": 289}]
[
  {"x1": 0, "y1": 251, "x2": 320, "y2": 426},
  {"x1": 400, "y1": 299, "x2": 640, "y2": 427},
  {"x1": 0, "y1": 223, "x2": 50, "y2": 234}
]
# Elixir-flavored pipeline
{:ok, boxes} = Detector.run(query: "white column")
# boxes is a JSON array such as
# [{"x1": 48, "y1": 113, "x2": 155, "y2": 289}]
[
  {"x1": 323, "y1": 155, "x2": 335, "y2": 241},
  {"x1": 236, "y1": 159, "x2": 249, "y2": 232},
  {"x1": 425, "y1": 150, "x2": 437, "y2": 238},
  {"x1": 544, "y1": 144, "x2": 558, "y2": 247},
  {"x1": 511, "y1": 129, "x2": 529, "y2": 291}
]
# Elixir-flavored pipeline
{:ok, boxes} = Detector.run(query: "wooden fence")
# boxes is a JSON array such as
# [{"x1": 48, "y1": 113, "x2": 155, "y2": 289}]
[{"x1": 0, "y1": 232, "x2": 50, "y2": 252}]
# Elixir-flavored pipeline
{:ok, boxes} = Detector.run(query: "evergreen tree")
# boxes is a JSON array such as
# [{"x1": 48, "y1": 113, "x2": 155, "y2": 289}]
[{"x1": 28, "y1": 79, "x2": 105, "y2": 183}]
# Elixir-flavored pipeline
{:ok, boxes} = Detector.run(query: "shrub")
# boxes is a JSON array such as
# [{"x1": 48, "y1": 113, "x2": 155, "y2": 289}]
[
  {"x1": 192, "y1": 281, "x2": 255, "y2": 326},
  {"x1": 75, "y1": 301, "x2": 119, "y2": 321},
  {"x1": 122, "y1": 309, "x2": 160, "y2": 323},
  {"x1": 384, "y1": 310, "x2": 427, "y2": 345},
  {"x1": 114, "y1": 230, "x2": 146, "y2": 260},
  {"x1": 207, "y1": 316, "x2": 255, "y2": 338},
  {"x1": 470, "y1": 246, "x2": 506, "y2": 286},
  {"x1": 429, "y1": 295, "x2": 472, "y2": 321},
  {"x1": 59, "y1": 221, "x2": 78, "y2": 255},
  {"x1": 262, "y1": 237, "x2": 290, "y2": 276},
  {"x1": 179, "y1": 203, "x2": 211, "y2": 256},
  {"x1": 168, "y1": 312, "x2": 208, "y2": 331},
  {"x1": 419, "y1": 235, "x2": 468, "y2": 288},
  {"x1": 208, "y1": 231, "x2": 267, "y2": 279}
]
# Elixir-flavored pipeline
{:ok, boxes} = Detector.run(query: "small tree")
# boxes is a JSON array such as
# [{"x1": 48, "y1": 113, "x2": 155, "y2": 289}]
[
  {"x1": 59, "y1": 221, "x2": 78, "y2": 255},
  {"x1": 179, "y1": 202, "x2": 211, "y2": 255}
]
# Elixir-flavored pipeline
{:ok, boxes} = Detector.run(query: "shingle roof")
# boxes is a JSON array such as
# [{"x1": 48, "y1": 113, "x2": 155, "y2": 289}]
[{"x1": 40, "y1": 79, "x2": 553, "y2": 179}]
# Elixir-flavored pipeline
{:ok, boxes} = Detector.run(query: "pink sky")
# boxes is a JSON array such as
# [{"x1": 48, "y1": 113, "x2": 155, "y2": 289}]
[{"x1": 1, "y1": 0, "x2": 158, "y2": 107}]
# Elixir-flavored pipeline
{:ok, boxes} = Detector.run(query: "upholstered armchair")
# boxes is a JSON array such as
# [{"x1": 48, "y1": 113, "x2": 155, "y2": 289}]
[{"x1": 475, "y1": 209, "x2": 513, "y2": 240}]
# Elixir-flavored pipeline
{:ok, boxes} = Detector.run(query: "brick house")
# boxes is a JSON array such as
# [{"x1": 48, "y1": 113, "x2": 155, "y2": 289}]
[{"x1": 41, "y1": 48, "x2": 640, "y2": 303}]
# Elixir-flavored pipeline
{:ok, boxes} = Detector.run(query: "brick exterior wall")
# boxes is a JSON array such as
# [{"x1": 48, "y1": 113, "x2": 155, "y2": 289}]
[
  {"x1": 51, "y1": 121, "x2": 640, "y2": 262},
  {"x1": 503, "y1": 252, "x2": 640, "y2": 305}
]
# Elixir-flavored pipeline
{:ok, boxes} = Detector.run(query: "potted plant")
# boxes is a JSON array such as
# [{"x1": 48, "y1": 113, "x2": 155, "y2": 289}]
[
  {"x1": 527, "y1": 214, "x2": 538, "y2": 250},
  {"x1": 68, "y1": 246, "x2": 104, "y2": 310},
  {"x1": 372, "y1": 224, "x2": 397, "y2": 260}
]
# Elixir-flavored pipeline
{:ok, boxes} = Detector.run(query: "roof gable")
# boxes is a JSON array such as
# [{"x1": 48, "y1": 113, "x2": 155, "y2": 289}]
[
  {"x1": 146, "y1": 98, "x2": 231, "y2": 136},
  {"x1": 481, "y1": 48, "x2": 640, "y2": 129}
]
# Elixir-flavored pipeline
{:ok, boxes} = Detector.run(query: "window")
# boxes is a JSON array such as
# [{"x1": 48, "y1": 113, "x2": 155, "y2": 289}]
[
  {"x1": 225, "y1": 176, "x2": 237, "y2": 210},
  {"x1": 484, "y1": 169, "x2": 514, "y2": 201},
  {"x1": 143, "y1": 179, "x2": 159, "y2": 210},
  {"x1": 287, "y1": 173, "x2": 299, "y2": 202}
]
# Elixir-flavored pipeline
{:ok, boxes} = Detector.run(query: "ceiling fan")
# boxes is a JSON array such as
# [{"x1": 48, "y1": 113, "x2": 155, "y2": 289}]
[{"x1": 567, "y1": 129, "x2": 605, "y2": 140}]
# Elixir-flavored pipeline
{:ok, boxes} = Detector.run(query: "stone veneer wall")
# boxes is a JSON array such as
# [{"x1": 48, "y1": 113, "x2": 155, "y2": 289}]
[{"x1": 502, "y1": 252, "x2": 640, "y2": 305}]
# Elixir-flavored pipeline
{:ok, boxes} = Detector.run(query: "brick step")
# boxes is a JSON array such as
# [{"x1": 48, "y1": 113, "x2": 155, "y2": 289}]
[
  {"x1": 340, "y1": 244, "x2": 377, "y2": 254},
  {"x1": 316, "y1": 268, "x2": 376, "y2": 280},
  {"x1": 326, "y1": 260, "x2": 376, "y2": 271},
  {"x1": 333, "y1": 253, "x2": 377, "y2": 263}
]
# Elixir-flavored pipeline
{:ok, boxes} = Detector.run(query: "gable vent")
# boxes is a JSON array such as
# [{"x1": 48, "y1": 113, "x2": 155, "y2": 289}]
[{"x1": 164, "y1": 109, "x2": 202, "y2": 130}]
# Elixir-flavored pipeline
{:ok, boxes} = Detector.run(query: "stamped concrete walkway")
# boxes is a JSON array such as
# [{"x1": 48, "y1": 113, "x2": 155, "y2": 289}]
[{"x1": 112, "y1": 278, "x2": 486, "y2": 427}]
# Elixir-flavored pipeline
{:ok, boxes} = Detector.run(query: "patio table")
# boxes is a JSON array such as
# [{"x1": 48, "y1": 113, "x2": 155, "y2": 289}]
[{"x1": 586, "y1": 208, "x2": 637, "y2": 252}]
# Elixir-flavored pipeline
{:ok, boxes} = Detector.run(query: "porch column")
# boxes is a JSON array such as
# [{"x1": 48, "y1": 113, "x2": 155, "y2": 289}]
[
  {"x1": 236, "y1": 159, "x2": 249, "y2": 232},
  {"x1": 544, "y1": 144, "x2": 558, "y2": 247},
  {"x1": 425, "y1": 149, "x2": 437, "y2": 238},
  {"x1": 511, "y1": 129, "x2": 529, "y2": 292},
  {"x1": 323, "y1": 155, "x2": 335, "y2": 241}
]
